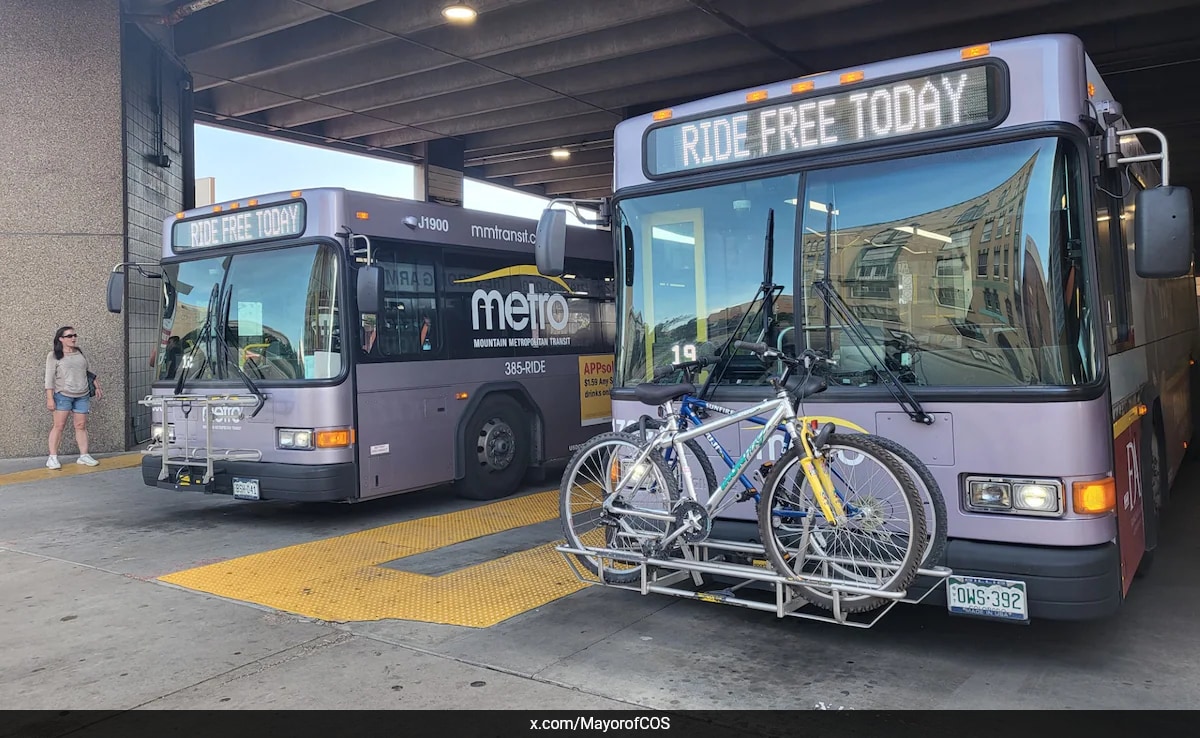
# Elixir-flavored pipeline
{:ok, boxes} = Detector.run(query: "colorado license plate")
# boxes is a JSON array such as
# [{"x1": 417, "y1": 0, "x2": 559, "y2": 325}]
[
  {"x1": 232, "y1": 477, "x2": 260, "y2": 501},
  {"x1": 946, "y1": 576, "x2": 1028, "y2": 621}
]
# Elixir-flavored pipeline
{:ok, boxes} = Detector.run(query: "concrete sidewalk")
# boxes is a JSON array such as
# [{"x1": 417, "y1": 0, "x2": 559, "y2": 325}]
[{"x1": 4, "y1": 456, "x2": 1200, "y2": 717}]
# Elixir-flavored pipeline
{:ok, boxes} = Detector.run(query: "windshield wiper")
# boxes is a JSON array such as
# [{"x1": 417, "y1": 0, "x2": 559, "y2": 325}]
[
  {"x1": 811, "y1": 202, "x2": 934, "y2": 426},
  {"x1": 174, "y1": 282, "x2": 220, "y2": 396},
  {"x1": 700, "y1": 208, "x2": 782, "y2": 396},
  {"x1": 215, "y1": 282, "x2": 266, "y2": 418}
]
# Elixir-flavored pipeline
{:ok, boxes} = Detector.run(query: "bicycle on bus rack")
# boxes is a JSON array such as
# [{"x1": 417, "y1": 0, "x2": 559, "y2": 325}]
[
  {"x1": 556, "y1": 341, "x2": 952, "y2": 626},
  {"x1": 626, "y1": 351, "x2": 948, "y2": 575}
]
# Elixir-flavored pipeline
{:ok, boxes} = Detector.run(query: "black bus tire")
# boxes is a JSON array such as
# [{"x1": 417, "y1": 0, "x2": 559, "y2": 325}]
[{"x1": 457, "y1": 394, "x2": 530, "y2": 501}]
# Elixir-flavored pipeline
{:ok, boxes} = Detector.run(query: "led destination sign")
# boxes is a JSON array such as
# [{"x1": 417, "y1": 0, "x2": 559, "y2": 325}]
[
  {"x1": 172, "y1": 200, "x2": 307, "y2": 250},
  {"x1": 646, "y1": 63, "x2": 1004, "y2": 176}
]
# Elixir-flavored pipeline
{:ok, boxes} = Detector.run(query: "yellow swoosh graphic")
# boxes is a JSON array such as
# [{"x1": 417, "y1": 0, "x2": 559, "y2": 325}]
[{"x1": 452, "y1": 264, "x2": 571, "y2": 292}]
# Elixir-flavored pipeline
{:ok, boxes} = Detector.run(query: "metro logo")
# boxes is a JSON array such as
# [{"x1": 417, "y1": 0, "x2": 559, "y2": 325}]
[{"x1": 454, "y1": 265, "x2": 572, "y2": 333}]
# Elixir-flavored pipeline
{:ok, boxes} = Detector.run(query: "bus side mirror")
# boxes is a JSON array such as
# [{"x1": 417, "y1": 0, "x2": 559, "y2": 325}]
[
  {"x1": 106, "y1": 271, "x2": 124, "y2": 314},
  {"x1": 536, "y1": 208, "x2": 567, "y2": 277},
  {"x1": 357, "y1": 265, "x2": 384, "y2": 315},
  {"x1": 1135, "y1": 185, "x2": 1194, "y2": 278}
]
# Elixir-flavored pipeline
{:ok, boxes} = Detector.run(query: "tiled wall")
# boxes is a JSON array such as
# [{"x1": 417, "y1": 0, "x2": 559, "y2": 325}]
[{"x1": 121, "y1": 25, "x2": 190, "y2": 446}]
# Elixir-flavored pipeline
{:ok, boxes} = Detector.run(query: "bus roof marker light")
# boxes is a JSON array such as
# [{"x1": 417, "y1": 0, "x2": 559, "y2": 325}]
[
  {"x1": 652, "y1": 108, "x2": 673, "y2": 121},
  {"x1": 791, "y1": 81, "x2": 815, "y2": 94},
  {"x1": 961, "y1": 44, "x2": 990, "y2": 59},
  {"x1": 442, "y1": 4, "x2": 477, "y2": 23},
  {"x1": 746, "y1": 89, "x2": 768, "y2": 103},
  {"x1": 455, "y1": 392, "x2": 469, "y2": 400},
  {"x1": 291, "y1": 190, "x2": 303, "y2": 198},
  {"x1": 248, "y1": 199, "x2": 258, "y2": 206},
  {"x1": 839, "y1": 71, "x2": 864, "y2": 85},
  {"x1": 355, "y1": 211, "x2": 370, "y2": 220}
]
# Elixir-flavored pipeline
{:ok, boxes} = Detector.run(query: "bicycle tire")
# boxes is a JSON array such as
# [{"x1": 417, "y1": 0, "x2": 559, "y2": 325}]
[
  {"x1": 862, "y1": 434, "x2": 947, "y2": 570},
  {"x1": 628, "y1": 417, "x2": 718, "y2": 501},
  {"x1": 558, "y1": 431, "x2": 679, "y2": 584},
  {"x1": 758, "y1": 433, "x2": 926, "y2": 614}
]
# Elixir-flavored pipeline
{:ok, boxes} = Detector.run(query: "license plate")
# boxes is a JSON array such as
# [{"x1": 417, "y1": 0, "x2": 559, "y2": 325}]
[
  {"x1": 232, "y1": 477, "x2": 260, "y2": 501},
  {"x1": 946, "y1": 576, "x2": 1028, "y2": 621}
]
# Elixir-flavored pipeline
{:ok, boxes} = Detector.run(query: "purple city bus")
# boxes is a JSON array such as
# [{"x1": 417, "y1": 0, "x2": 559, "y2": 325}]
[
  {"x1": 107, "y1": 188, "x2": 615, "y2": 504},
  {"x1": 536, "y1": 34, "x2": 1197, "y2": 621}
]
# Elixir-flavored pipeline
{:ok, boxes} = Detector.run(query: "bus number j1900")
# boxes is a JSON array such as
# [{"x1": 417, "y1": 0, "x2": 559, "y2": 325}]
[{"x1": 418, "y1": 216, "x2": 450, "y2": 232}]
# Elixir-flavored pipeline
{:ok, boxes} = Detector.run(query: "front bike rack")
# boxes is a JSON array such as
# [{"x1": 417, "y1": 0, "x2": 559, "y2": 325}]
[
  {"x1": 139, "y1": 393, "x2": 264, "y2": 490},
  {"x1": 556, "y1": 537, "x2": 952, "y2": 628}
]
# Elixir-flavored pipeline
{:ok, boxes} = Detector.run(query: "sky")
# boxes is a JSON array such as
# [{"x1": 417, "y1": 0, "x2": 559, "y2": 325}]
[{"x1": 193, "y1": 123, "x2": 574, "y2": 222}]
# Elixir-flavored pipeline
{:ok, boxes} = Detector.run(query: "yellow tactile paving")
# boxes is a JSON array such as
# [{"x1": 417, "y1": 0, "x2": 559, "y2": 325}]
[
  {"x1": 0, "y1": 453, "x2": 143, "y2": 487},
  {"x1": 159, "y1": 489, "x2": 592, "y2": 627}
]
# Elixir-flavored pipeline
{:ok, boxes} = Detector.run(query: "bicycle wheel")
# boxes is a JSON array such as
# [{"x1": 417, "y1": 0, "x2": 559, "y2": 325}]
[
  {"x1": 861, "y1": 434, "x2": 947, "y2": 570},
  {"x1": 626, "y1": 417, "x2": 718, "y2": 504},
  {"x1": 758, "y1": 434, "x2": 926, "y2": 614},
  {"x1": 559, "y1": 431, "x2": 679, "y2": 584}
]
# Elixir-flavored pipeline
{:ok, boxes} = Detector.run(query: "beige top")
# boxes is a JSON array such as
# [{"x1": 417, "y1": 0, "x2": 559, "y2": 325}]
[{"x1": 45, "y1": 351, "x2": 90, "y2": 397}]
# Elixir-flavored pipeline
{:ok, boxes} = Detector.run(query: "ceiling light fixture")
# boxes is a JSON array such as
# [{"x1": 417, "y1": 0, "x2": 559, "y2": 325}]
[
  {"x1": 550, "y1": 148, "x2": 571, "y2": 160},
  {"x1": 442, "y1": 4, "x2": 477, "y2": 22}
]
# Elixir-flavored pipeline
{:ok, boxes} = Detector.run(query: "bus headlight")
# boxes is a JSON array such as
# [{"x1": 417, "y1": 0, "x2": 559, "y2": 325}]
[
  {"x1": 151, "y1": 423, "x2": 175, "y2": 443},
  {"x1": 964, "y1": 477, "x2": 1063, "y2": 517},
  {"x1": 277, "y1": 428, "x2": 314, "y2": 450}
]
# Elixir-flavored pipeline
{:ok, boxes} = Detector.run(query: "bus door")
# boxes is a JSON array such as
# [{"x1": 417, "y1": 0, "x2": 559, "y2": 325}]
[{"x1": 355, "y1": 247, "x2": 455, "y2": 497}]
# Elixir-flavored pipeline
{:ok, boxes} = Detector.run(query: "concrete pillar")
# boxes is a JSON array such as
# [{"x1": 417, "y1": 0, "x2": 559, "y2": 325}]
[{"x1": 0, "y1": 1, "x2": 188, "y2": 459}]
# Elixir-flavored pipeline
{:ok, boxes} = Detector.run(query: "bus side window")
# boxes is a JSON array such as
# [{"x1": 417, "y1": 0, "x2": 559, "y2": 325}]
[
  {"x1": 1094, "y1": 170, "x2": 1133, "y2": 348},
  {"x1": 372, "y1": 246, "x2": 440, "y2": 359}
]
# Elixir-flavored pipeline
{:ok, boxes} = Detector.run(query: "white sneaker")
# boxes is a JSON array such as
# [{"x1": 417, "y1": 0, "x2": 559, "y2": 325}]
[
  {"x1": 46, "y1": 455, "x2": 61, "y2": 470},
  {"x1": 76, "y1": 454, "x2": 99, "y2": 467}
]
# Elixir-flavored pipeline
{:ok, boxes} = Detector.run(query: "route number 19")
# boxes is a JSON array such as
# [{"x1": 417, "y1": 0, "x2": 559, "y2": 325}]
[{"x1": 671, "y1": 343, "x2": 697, "y2": 364}]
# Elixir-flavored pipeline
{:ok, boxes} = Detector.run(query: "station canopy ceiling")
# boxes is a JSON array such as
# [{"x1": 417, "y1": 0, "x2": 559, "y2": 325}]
[{"x1": 130, "y1": 0, "x2": 1200, "y2": 201}]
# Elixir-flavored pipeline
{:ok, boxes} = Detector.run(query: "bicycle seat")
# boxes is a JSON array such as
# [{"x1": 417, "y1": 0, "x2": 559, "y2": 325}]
[
  {"x1": 785, "y1": 373, "x2": 828, "y2": 400},
  {"x1": 633, "y1": 382, "x2": 696, "y2": 406}
]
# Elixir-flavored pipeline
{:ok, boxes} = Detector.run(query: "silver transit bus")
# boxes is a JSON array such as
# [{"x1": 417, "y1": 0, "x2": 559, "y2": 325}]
[
  {"x1": 536, "y1": 34, "x2": 1197, "y2": 621},
  {"x1": 107, "y1": 187, "x2": 615, "y2": 503}
]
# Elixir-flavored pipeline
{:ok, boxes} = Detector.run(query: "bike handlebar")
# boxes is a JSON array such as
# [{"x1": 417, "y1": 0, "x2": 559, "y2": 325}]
[
  {"x1": 652, "y1": 354, "x2": 717, "y2": 379},
  {"x1": 732, "y1": 340, "x2": 838, "y2": 367}
]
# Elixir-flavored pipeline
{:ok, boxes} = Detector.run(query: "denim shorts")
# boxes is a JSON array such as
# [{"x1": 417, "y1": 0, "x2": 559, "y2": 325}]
[{"x1": 53, "y1": 392, "x2": 90, "y2": 414}]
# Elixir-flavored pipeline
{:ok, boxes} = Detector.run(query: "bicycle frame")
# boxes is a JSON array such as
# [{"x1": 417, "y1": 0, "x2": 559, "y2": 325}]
[{"x1": 608, "y1": 386, "x2": 846, "y2": 548}]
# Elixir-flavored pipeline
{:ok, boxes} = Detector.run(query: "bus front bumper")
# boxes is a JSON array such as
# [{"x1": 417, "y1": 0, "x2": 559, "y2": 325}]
[
  {"x1": 140, "y1": 456, "x2": 358, "y2": 503},
  {"x1": 710, "y1": 519, "x2": 1122, "y2": 621},
  {"x1": 913, "y1": 538, "x2": 1123, "y2": 621}
]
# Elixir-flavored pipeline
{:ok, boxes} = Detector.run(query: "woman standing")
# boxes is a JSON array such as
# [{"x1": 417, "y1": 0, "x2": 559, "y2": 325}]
[{"x1": 44, "y1": 326, "x2": 102, "y2": 469}]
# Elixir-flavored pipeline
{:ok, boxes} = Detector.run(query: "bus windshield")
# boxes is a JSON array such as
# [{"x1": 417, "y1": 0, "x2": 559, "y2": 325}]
[
  {"x1": 156, "y1": 242, "x2": 343, "y2": 383},
  {"x1": 615, "y1": 136, "x2": 1095, "y2": 389}
]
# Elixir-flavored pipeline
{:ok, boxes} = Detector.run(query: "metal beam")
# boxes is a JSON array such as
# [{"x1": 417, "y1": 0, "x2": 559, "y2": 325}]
[
  {"x1": 190, "y1": 0, "x2": 678, "y2": 95},
  {"x1": 513, "y1": 163, "x2": 612, "y2": 186},
  {"x1": 324, "y1": 81, "x2": 565, "y2": 140},
  {"x1": 173, "y1": 0, "x2": 375, "y2": 57},
  {"x1": 264, "y1": 65, "x2": 511, "y2": 127},
  {"x1": 561, "y1": 187, "x2": 614, "y2": 200},
  {"x1": 483, "y1": 148, "x2": 613, "y2": 177},
  {"x1": 252, "y1": 10, "x2": 747, "y2": 124},
  {"x1": 544, "y1": 176, "x2": 612, "y2": 196},
  {"x1": 362, "y1": 100, "x2": 608, "y2": 148},
  {"x1": 466, "y1": 136, "x2": 614, "y2": 164}
]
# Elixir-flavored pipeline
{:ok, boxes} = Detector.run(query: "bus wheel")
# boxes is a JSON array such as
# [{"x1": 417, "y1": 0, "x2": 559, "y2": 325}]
[{"x1": 457, "y1": 395, "x2": 529, "y2": 501}]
